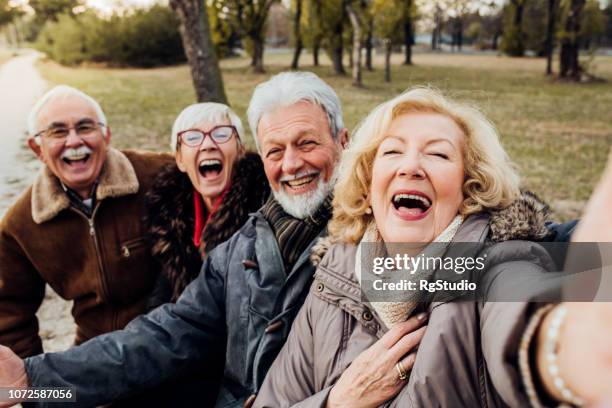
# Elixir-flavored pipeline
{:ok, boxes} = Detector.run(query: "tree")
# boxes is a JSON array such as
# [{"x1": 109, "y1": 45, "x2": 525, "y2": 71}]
[
  {"x1": 170, "y1": 0, "x2": 228, "y2": 103},
  {"x1": 372, "y1": 0, "x2": 403, "y2": 82},
  {"x1": 303, "y1": 0, "x2": 325, "y2": 66},
  {"x1": 290, "y1": 0, "x2": 303, "y2": 69},
  {"x1": 432, "y1": 3, "x2": 444, "y2": 50},
  {"x1": 446, "y1": 0, "x2": 473, "y2": 51},
  {"x1": 580, "y1": 0, "x2": 606, "y2": 50},
  {"x1": 0, "y1": 0, "x2": 18, "y2": 28},
  {"x1": 225, "y1": 0, "x2": 278, "y2": 73},
  {"x1": 345, "y1": 0, "x2": 363, "y2": 86},
  {"x1": 323, "y1": 0, "x2": 347, "y2": 75},
  {"x1": 500, "y1": 0, "x2": 527, "y2": 56},
  {"x1": 361, "y1": 0, "x2": 374, "y2": 71},
  {"x1": 545, "y1": 0, "x2": 557, "y2": 75},
  {"x1": 402, "y1": 0, "x2": 415, "y2": 64},
  {"x1": 559, "y1": 0, "x2": 585, "y2": 80}
]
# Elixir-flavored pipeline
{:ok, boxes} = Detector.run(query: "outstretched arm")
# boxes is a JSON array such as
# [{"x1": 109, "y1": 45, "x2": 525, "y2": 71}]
[{"x1": 1, "y1": 250, "x2": 229, "y2": 408}]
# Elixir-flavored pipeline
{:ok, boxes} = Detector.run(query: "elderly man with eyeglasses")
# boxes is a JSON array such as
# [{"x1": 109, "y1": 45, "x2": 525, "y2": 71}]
[{"x1": 0, "y1": 85, "x2": 172, "y2": 359}]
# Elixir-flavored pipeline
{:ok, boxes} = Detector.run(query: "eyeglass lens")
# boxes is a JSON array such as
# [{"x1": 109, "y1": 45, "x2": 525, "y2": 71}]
[
  {"x1": 45, "y1": 120, "x2": 101, "y2": 139},
  {"x1": 181, "y1": 127, "x2": 234, "y2": 146}
]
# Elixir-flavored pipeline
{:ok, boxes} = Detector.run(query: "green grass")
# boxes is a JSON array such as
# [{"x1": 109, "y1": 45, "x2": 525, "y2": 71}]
[{"x1": 36, "y1": 51, "x2": 612, "y2": 221}]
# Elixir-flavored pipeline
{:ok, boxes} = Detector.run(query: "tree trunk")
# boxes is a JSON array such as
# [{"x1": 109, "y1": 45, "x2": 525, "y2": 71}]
[
  {"x1": 170, "y1": 0, "x2": 227, "y2": 104},
  {"x1": 313, "y1": 40, "x2": 320, "y2": 66},
  {"x1": 559, "y1": 0, "x2": 585, "y2": 80},
  {"x1": 290, "y1": 0, "x2": 303, "y2": 69},
  {"x1": 456, "y1": 18, "x2": 463, "y2": 51},
  {"x1": 492, "y1": 31, "x2": 500, "y2": 50},
  {"x1": 403, "y1": 0, "x2": 413, "y2": 65},
  {"x1": 365, "y1": 19, "x2": 373, "y2": 71},
  {"x1": 512, "y1": 0, "x2": 526, "y2": 56},
  {"x1": 432, "y1": 5, "x2": 442, "y2": 51},
  {"x1": 384, "y1": 39, "x2": 392, "y2": 82},
  {"x1": 545, "y1": 0, "x2": 556, "y2": 76},
  {"x1": 250, "y1": 34, "x2": 265, "y2": 73},
  {"x1": 346, "y1": 2, "x2": 362, "y2": 87},
  {"x1": 331, "y1": 44, "x2": 345, "y2": 74}
]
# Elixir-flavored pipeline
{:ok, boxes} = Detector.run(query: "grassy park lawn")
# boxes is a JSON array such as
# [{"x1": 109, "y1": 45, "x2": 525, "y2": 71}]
[{"x1": 37, "y1": 51, "x2": 612, "y2": 220}]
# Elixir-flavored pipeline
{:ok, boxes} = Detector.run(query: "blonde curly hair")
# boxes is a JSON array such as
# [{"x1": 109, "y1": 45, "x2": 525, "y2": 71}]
[{"x1": 328, "y1": 87, "x2": 521, "y2": 244}]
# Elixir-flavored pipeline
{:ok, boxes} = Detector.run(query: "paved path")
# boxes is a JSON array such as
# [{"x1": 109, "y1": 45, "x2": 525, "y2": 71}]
[
  {"x1": 0, "y1": 51, "x2": 45, "y2": 217},
  {"x1": 0, "y1": 51, "x2": 75, "y2": 352}
]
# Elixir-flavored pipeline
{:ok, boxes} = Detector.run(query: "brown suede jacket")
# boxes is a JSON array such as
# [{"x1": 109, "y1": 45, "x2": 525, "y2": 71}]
[{"x1": 0, "y1": 148, "x2": 173, "y2": 357}]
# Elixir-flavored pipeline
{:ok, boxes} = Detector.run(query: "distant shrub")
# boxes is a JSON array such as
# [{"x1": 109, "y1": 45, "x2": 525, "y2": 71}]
[{"x1": 36, "y1": 5, "x2": 186, "y2": 67}]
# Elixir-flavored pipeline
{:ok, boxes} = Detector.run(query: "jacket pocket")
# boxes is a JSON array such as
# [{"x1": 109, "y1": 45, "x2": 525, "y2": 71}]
[
  {"x1": 112, "y1": 236, "x2": 158, "y2": 305},
  {"x1": 118, "y1": 237, "x2": 147, "y2": 259}
]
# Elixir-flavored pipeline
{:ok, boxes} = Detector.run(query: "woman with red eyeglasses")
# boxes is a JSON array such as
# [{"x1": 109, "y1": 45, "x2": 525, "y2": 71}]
[
  {"x1": 133, "y1": 104, "x2": 268, "y2": 406},
  {"x1": 144, "y1": 103, "x2": 270, "y2": 307}
]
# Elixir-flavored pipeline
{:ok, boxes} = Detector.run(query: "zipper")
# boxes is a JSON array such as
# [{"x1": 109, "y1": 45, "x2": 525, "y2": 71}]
[{"x1": 71, "y1": 204, "x2": 111, "y2": 303}]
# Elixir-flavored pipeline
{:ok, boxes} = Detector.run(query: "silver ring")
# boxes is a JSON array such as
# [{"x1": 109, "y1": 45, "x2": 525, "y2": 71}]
[{"x1": 395, "y1": 361, "x2": 407, "y2": 381}]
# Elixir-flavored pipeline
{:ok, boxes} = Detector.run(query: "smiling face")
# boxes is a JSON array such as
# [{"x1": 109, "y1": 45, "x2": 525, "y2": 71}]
[
  {"x1": 29, "y1": 94, "x2": 111, "y2": 199},
  {"x1": 370, "y1": 112, "x2": 465, "y2": 243},
  {"x1": 175, "y1": 120, "x2": 242, "y2": 210},
  {"x1": 257, "y1": 101, "x2": 347, "y2": 218}
]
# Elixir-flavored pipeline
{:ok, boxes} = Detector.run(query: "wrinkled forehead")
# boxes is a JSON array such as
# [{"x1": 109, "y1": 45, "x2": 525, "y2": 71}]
[
  {"x1": 36, "y1": 94, "x2": 99, "y2": 129},
  {"x1": 257, "y1": 101, "x2": 333, "y2": 144}
]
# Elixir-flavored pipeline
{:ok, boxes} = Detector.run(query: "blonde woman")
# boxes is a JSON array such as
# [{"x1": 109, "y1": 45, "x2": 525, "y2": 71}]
[{"x1": 254, "y1": 88, "x2": 612, "y2": 407}]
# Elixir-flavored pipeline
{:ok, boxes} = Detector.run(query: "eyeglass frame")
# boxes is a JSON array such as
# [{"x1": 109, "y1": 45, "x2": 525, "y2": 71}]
[
  {"x1": 177, "y1": 125, "x2": 239, "y2": 148},
  {"x1": 32, "y1": 120, "x2": 107, "y2": 145}
]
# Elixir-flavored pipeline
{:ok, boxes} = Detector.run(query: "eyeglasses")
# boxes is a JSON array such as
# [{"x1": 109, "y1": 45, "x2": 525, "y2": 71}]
[
  {"x1": 177, "y1": 125, "x2": 238, "y2": 147},
  {"x1": 34, "y1": 120, "x2": 106, "y2": 144}
]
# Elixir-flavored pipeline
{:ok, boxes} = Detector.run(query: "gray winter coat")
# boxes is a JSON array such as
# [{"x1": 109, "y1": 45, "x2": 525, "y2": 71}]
[
  {"x1": 254, "y1": 209, "x2": 559, "y2": 408},
  {"x1": 24, "y1": 211, "x2": 325, "y2": 408}
]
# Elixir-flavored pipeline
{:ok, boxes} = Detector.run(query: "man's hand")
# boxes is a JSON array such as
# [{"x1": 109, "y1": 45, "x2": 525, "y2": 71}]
[
  {"x1": 572, "y1": 149, "x2": 612, "y2": 243},
  {"x1": 0, "y1": 345, "x2": 27, "y2": 408},
  {"x1": 326, "y1": 313, "x2": 427, "y2": 408}
]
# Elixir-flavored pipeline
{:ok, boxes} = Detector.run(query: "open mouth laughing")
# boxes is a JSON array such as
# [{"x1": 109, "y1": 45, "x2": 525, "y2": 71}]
[
  {"x1": 61, "y1": 147, "x2": 92, "y2": 167},
  {"x1": 391, "y1": 190, "x2": 432, "y2": 221},
  {"x1": 198, "y1": 158, "x2": 223, "y2": 180}
]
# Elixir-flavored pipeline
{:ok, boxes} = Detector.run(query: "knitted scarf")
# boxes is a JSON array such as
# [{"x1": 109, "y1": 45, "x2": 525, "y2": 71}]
[
  {"x1": 355, "y1": 215, "x2": 463, "y2": 329},
  {"x1": 261, "y1": 194, "x2": 333, "y2": 272}
]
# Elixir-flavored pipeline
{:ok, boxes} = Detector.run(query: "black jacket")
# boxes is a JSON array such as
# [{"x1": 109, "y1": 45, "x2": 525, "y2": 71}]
[
  {"x1": 144, "y1": 151, "x2": 270, "y2": 305},
  {"x1": 25, "y1": 210, "x2": 326, "y2": 408}
]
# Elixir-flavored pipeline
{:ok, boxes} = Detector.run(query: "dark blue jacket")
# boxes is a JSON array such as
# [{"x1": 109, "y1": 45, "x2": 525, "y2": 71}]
[{"x1": 25, "y1": 212, "x2": 324, "y2": 408}]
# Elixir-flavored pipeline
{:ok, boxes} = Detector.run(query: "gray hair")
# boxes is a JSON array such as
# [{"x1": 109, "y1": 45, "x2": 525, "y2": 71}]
[
  {"x1": 27, "y1": 85, "x2": 107, "y2": 136},
  {"x1": 171, "y1": 102, "x2": 245, "y2": 152},
  {"x1": 247, "y1": 71, "x2": 344, "y2": 152}
]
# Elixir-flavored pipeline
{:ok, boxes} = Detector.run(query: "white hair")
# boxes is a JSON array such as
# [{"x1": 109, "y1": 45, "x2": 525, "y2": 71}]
[
  {"x1": 272, "y1": 166, "x2": 339, "y2": 219},
  {"x1": 27, "y1": 85, "x2": 107, "y2": 136},
  {"x1": 246, "y1": 71, "x2": 344, "y2": 152},
  {"x1": 171, "y1": 102, "x2": 245, "y2": 152}
]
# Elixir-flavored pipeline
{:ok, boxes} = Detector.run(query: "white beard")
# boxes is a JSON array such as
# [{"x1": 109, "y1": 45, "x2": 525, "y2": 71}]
[{"x1": 273, "y1": 166, "x2": 338, "y2": 219}]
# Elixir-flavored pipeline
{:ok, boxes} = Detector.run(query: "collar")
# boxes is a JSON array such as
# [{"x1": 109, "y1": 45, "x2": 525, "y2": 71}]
[{"x1": 31, "y1": 148, "x2": 140, "y2": 224}]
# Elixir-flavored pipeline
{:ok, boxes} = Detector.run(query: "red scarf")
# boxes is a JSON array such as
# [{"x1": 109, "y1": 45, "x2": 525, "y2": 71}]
[{"x1": 193, "y1": 186, "x2": 229, "y2": 248}]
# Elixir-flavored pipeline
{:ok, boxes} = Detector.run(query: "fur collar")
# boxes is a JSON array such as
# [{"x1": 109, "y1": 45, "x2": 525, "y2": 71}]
[
  {"x1": 31, "y1": 148, "x2": 139, "y2": 224},
  {"x1": 144, "y1": 151, "x2": 270, "y2": 302},
  {"x1": 310, "y1": 191, "x2": 552, "y2": 267}
]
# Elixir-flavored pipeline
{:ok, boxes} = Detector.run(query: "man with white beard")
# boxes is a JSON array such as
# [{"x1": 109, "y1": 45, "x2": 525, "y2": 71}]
[
  {"x1": 0, "y1": 85, "x2": 172, "y2": 359},
  {"x1": 0, "y1": 72, "x2": 360, "y2": 408}
]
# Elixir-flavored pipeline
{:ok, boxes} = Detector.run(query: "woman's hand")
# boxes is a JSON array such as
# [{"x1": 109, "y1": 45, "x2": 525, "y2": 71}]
[
  {"x1": 536, "y1": 303, "x2": 612, "y2": 404},
  {"x1": 326, "y1": 313, "x2": 427, "y2": 408},
  {"x1": 0, "y1": 345, "x2": 28, "y2": 407}
]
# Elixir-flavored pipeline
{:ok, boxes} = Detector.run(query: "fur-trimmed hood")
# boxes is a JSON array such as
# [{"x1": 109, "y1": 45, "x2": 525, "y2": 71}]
[
  {"x1": 31, "y1": 148, "x2": 139, "y2": 224},
  {"x1": 310, "y1": 191, "x2": 553, "y2": 267},
  {"x1": 144, "y1": 151, "x2": 270, "y2": 302}
]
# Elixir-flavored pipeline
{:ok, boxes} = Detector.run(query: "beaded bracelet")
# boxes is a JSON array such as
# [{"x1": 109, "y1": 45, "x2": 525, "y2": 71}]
[{"x1": 544, "y1": 305, "x2": 584, "y2": 407}]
